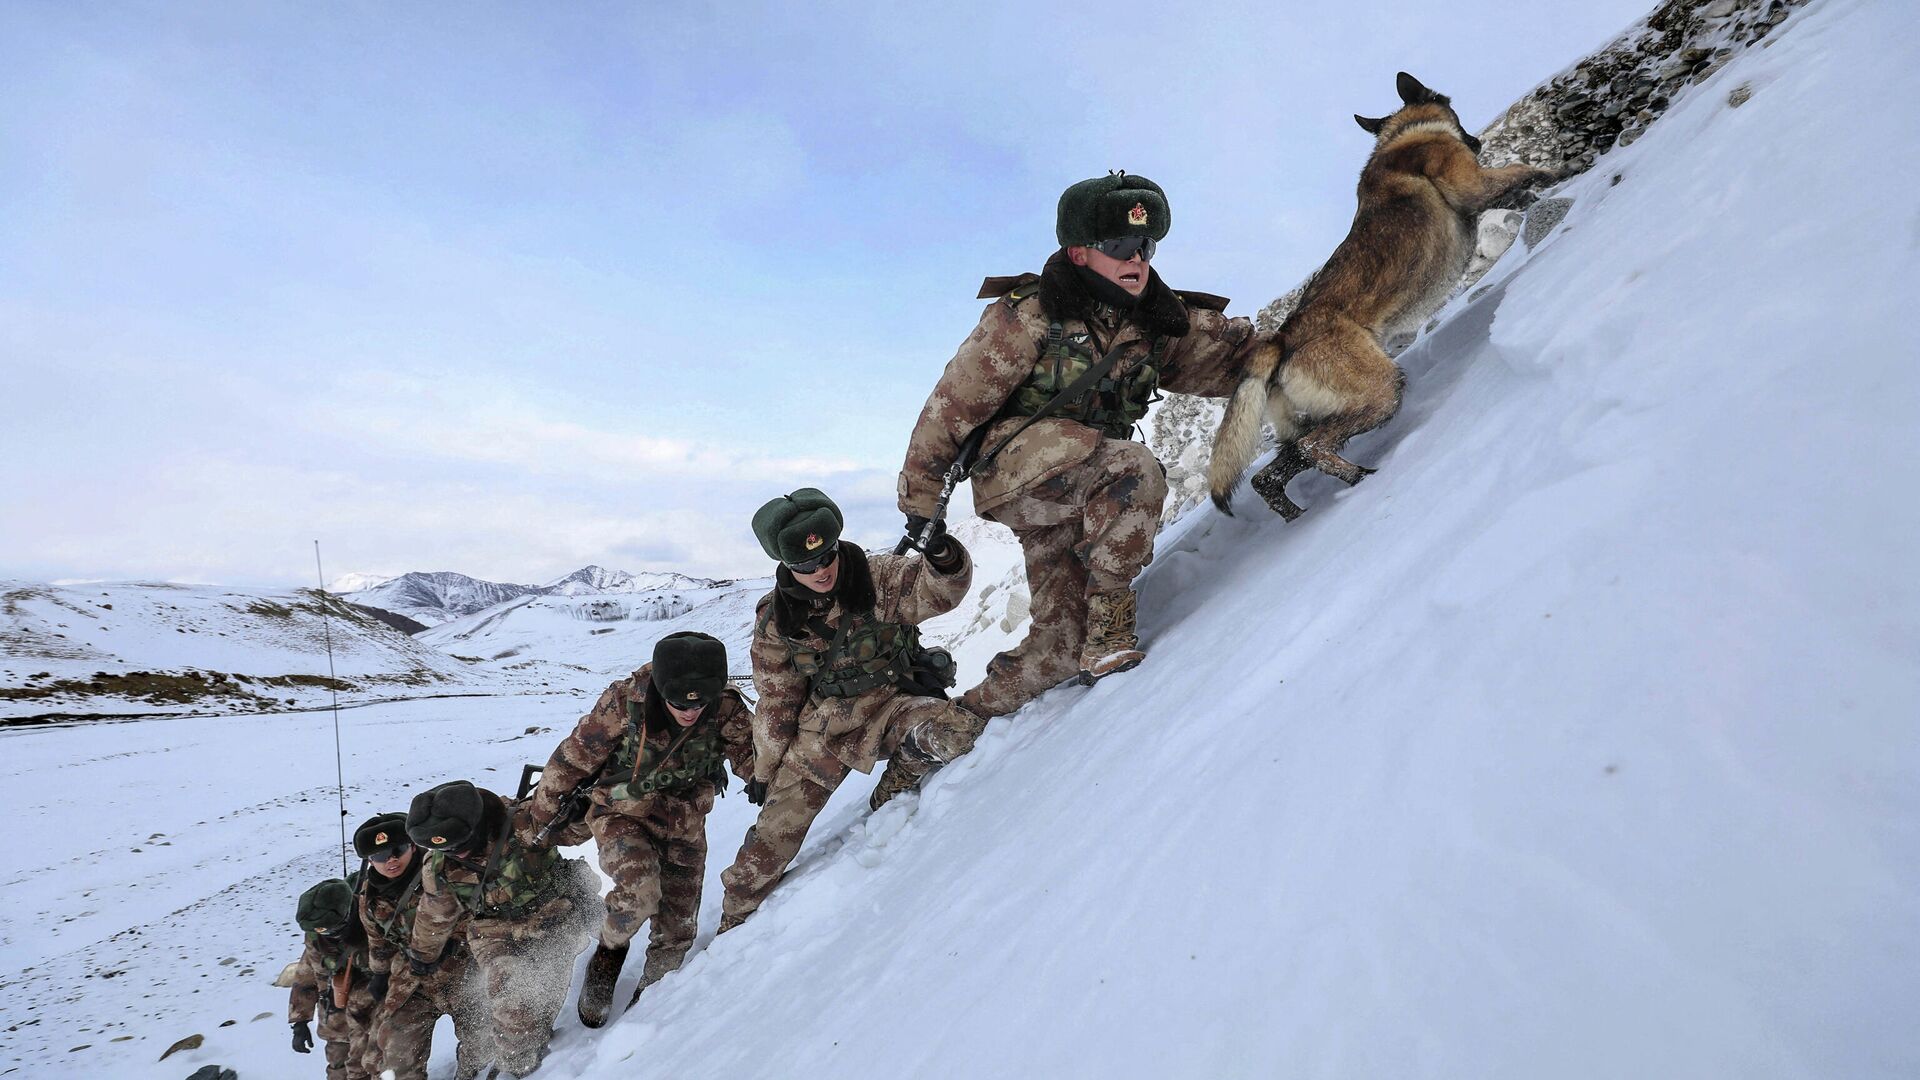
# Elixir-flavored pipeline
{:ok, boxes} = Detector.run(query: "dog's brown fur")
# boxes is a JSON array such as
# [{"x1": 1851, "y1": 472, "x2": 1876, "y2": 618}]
[{"x1": 1210, "y1": 72, "x2": 1560, "y2": 518}]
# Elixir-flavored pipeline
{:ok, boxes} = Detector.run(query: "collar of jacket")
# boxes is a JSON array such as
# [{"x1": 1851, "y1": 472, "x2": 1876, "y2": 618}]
[{"x1": 1037, "y1": 248, "x2": 1190, "y2": 338}]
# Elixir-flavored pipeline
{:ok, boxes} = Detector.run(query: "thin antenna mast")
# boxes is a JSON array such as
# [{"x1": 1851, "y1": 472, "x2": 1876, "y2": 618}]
[{"x1": 313, "y1": 541, "x2": 350, "y2": 878}]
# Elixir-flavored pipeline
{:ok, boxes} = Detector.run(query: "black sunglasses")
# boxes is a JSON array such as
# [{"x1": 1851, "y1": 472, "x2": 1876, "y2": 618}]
[
  {"x1": 369, "y1": 842, "x2": 412, "y2": 862},
  {"x1": 786, "y1": 545, "x2": 839, "y2": 575},
  {"x1": 1090, "y1": 235, "x2": 1155, "y2": 262}
]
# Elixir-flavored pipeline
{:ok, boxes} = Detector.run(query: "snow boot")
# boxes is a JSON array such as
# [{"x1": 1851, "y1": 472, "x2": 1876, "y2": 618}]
[
  {"x1": 869, "y1": 730, "x2": 947, "y2": 812},
  {"x1": 625, "y1": 951, "x2": 683, "y2": 1009},
  {"x1": 1079, "y1": 587, "x2": 1145, "y2": 683},
  {"x1": 577, "y1": 942, "x2": 628, "y2": 1029}
]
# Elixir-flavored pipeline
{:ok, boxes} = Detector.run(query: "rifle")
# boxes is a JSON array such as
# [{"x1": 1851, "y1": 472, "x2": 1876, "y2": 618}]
[
  {"x1": 517, "y1": 763, "x2": 596, "y2": 847},
  {"x1": 896, "y1": 425, "x2": 989, "y2": 555}
]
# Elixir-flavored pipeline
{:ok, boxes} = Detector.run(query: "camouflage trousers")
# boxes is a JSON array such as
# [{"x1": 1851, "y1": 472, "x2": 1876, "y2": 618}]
[
  {"x1": 719, "y1": 694, "x2": 983, "y2": 924},
  {"x1": 963, "y1": 436, "x2": 1166, "y2": 718},
  {"x1": 366, "y1": 946, "x2": 496, "y2": 1080},
  {"x1": 464, "y1": 878, "x2": 600, "y2": 1074},
  {"x1": 312, "y1": 980, "x2": 376, "y2": 1080},
  {"x1": 589, "y1": 807, "x2": 704, "y2": 988}
]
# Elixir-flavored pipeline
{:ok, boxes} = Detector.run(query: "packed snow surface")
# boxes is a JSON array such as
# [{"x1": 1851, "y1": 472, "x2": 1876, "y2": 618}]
[{"x1": 3, "y1": 0, "x2": 1915, "y2": 1076}]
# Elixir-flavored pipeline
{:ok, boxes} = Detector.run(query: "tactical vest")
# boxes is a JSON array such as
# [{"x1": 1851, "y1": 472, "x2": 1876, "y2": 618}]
[
  {"x1": 605, "y1": 698, "x2": 728, "y2": 800},
  {"x1": 775, "y1": 608, "x2": 956, "y2": 700},
  {"x1": 432, "y1": 832, "x2": 564, "y2": 921},
  {"x1": 1000, "y1": 298, "x2": 1167, "y2": 439},
  {"x1": 303, "y1": 930, "x2": 367, "y2": 976}
]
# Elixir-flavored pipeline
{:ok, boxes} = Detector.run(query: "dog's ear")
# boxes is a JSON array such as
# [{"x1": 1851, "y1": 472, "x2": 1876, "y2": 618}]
[
  {"x1": 1397, "y1": 71, "x2": 1436, "y2": 105},
  {"x1": 1354, "y1": 114, "x2": 1387, "y2": 135}
]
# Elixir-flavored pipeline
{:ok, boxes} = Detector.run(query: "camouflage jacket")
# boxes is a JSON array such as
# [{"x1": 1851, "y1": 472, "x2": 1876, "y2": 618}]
[
  {"x1": 750, "y1": 544, "x2": 972, "y2": 787},
  {"x1": 524, "y1": 666, "x2": 755, "y2": 847},
  {"x1": 357, "y1": 856, "x2": 439, "y2": 978},
  {"x1": 899, "y1": 253, "x2": 1264, "y2": 517},
  {"x1": 287, "y1": 926, "x2": 369, "y2": 1025},
  {"x1": 406, "y1": 791, "x2": 566, "y2": 965}
]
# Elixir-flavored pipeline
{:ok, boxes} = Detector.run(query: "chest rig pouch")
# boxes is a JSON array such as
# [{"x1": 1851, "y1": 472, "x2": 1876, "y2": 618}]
[
  {"x1": 436, "y1": 830, "x2": 564, "y2": 921},
  {"x1": 604, "y1": 698, "x2": 728, "y2": 800},
  {"x1": 1002, "y1": 320, "x2": 1167, "y2": 440},
  {"x1": 786, "y1": 609, "x2": 956, "y2": 701}
]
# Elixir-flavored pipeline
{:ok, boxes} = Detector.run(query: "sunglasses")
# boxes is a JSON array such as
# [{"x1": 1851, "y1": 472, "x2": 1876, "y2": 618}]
[
  {"x1": 1090, "y1": 235, "x2": 1155, "y2": 262},
  {"x1": 369, "y1": 842, "x2": 412, "y2": 862},
  {"x1": 786, "y1": 545, "x2": 839, "y2": 575}
]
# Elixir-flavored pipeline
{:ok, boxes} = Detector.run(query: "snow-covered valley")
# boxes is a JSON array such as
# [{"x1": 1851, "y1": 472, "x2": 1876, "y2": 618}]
[{"x1": 4, "y1": 0, "x2": 1917, "y2": 1077}]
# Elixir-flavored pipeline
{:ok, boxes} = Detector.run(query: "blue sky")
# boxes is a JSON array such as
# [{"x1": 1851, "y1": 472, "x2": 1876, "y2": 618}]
[{"x1": 0, "y1": 1, "x2": 1649, "y2": 586}]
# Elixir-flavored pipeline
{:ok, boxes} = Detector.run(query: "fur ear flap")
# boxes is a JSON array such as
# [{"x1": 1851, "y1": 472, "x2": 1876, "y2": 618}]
[
  {"x1": 1396, "y1": 71, "x2": 1435, "y2": 104},
  {"x1": 1354, "y1": 113, "x2": 1387, "y2": 135}
]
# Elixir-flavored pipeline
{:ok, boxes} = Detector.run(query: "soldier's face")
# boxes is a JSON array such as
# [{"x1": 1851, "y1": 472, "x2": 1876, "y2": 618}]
[
  {"x1": 370, "y1": 844, "x2": 414, "y2": 878},
  {"x1": 666, "y1": 699, "x2": 707, "y2": 727},
  {"x1": 1070, "y1": 244, "x2": 1150, "y2": 296},
  {"x1": 794, "y1": 557, "x2": 839, "y2": 594}
]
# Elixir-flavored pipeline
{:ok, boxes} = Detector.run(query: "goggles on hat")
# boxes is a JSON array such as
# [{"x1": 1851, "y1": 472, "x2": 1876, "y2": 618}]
[
  {"x1": 369, "y1": 841, "x2": 412, "y2": 862},
  {"x1": 1089, "y1": 235, "x2": 1155, "y2": 262},
  {"x1": 786, "y1": 545, "x2": 839, "y2": 575}
]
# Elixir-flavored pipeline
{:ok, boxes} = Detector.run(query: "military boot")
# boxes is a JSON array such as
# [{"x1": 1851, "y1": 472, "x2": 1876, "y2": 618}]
[
  {"x1": 576, "y1": 942, "x2": 629, "y2": 1029},
  {"x1": 1079, "y1": 588, "x2": 1145, "y2": 683},
  {"x1": 869, "y1": 731, "x2": 944, "y2": 812},
  {"x1": 625, "y1": 951, "x2": 683, "y2": 1009}
]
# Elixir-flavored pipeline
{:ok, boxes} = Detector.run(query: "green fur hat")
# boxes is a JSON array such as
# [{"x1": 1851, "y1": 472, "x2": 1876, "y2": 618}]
[
  {"x1": 651, "y1": 631, "x2": 728, "y2": 707},
  {"x1": 751, "y1": 487, "x2": 844, "y2": 566},
  {"x1": 406, "y1": 780, "x2": 485, "y2": 851},
  {"x1": 1056, "y1": 171, "x2": 1170, "y2": 247},
  {"x1": 352, "y1": 812, "x2": 410, "y2": 859},
  {"x1": 295, "y1": 878, "x2": 355, "y2": 933}
]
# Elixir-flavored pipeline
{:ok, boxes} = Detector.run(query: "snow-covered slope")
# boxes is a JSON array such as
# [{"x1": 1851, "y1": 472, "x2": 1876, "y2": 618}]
[
  {"x1": 0, "y1": 580, "x2": 521, "y2": 720},
  {"x1": 5, "y1": 1, "x2": 1915, "y2": 1076}
]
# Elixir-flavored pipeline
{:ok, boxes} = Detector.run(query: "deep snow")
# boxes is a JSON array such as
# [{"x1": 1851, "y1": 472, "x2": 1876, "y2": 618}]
[{"x1": 3, "y1": 0, "x2": 1916, "y2": 1076}]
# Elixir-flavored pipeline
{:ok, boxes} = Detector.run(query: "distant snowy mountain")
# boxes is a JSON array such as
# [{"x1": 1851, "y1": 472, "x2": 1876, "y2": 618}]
[
  {"x1": 338, "y1": 570, "x2": 540, "y2": 626},
  {"x1": 0, "y1": 580, "x2": 538, "y2": 720},
  {"x1": 544, "y1": 564, "x2": 727, "y2": 596},
  {"x1": 324, "y1": 571, "x2": 394, "y2": 594}
]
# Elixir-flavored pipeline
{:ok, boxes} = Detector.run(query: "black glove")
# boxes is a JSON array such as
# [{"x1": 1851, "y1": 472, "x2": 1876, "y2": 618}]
[
  {"x1": 745, "y1": 779, "x2": 768, "y2": 806},
  {"x1": 710, "y1": 764, "x2": 730, "y2": 797},
  {"x1": 407, "y1": 951, "x2": 440, "y2": 977},
  {"x1": 291, "y1": 1020, "x2": 313, "y2": 1053},
  {"x1": 902, "y1": 514, "x2": 946, "y2": 552},
  {"x1": 367, "y1": 971, "x2": 390, "y2": 1003}
]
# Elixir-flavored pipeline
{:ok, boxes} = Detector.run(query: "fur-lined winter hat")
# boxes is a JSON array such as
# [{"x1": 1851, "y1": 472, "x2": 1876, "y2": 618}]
[
  {"x1": 752, "y1": 488, "x2": 844, "y2": 567},
  {"x1": 353, "y1": 812, "x2": 410, "y2": 859},
  {"x1": 651, "y1": 632, "x2": 728, "y2": 707},
  {"x1": 406, "y1": 780, "x2": 486, "y2": 851},
  {"x1": 1056, "y1": 171, "x2": 1170, "y2": 247},
  {"x1": 295, "y1": 878, "x2": 355, "y2": 933}
]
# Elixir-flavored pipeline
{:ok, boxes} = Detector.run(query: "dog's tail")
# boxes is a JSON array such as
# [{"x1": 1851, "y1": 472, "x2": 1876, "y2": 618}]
[{"x1": 1208, "y1": 339, "x2": 1291, "y2": 514}]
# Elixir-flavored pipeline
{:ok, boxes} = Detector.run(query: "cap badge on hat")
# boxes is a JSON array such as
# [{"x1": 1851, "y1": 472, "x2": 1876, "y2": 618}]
[
  {"x1": 374, "y1": 832, "x2": 388, "y2": 845},
  {"x1": 1128, "y1": 202, "x2": 1149, "y2": 226},
  {"x1": 685, "y1": 691, "x2": 699, "y2": 701},
  {"x1": 431, "y1": 836, "x2": 447, "y2": 846},
  {"x1": 805, "y1": 534, "x2": 823, "y2": 551}
]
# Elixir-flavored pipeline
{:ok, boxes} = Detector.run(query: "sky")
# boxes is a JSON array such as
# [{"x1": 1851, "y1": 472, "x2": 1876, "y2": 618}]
[{"x1": 0, "y1": 0, "x2": 1651, "y2": 588}]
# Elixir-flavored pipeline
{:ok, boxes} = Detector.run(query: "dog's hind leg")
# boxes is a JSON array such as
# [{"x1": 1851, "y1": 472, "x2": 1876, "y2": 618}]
[
  {"x1": 1297, "y1": 364, "x2": 1405, "y2": 485},
  {"x1": 1250, "y1": 441, "x2": 1310, "y2": 520}
]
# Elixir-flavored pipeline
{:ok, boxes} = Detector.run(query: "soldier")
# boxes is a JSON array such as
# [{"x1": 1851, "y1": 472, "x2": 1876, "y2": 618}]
[
  {"x1": 288, "y1": 877, "x2": 377, "y2": 1080},
  {"x1": 522, "y1": 630, "x2": 755, "y2": 1028},
  {"x1": 352, "y1": 812, "x2": 496, "y2": 1080},
  {"x1": 898, "y1": 171, "x2": 1272, "y2": 717},
  {"x1": 717, "y1": 487, "x2": 982, "y2": 931},
  {"x1": 400, "y1": 781, "x2": 603, "y2": 1078}
]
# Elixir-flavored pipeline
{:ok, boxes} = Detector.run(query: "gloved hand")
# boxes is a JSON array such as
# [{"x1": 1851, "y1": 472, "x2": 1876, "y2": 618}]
[
  {"x1": 901, "y1": 514, "x2": 946, "y2": 552},
  {"x1": 367, "y1": 971, "x2": 390, "y2": 1003},
  {"x1": 745, "y1": 779, "x2": 768, "y2": 806},
  {"x1": 291, "y1": 1020, "x2": 314, "y2": 1053},
  {"x1": 407, "y1": 951, "x2": 440, "y2": 977}
]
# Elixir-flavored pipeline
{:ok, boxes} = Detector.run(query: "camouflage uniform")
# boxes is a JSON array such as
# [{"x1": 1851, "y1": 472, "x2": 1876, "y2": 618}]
[
  {"x1": 719, "y1": 544, "x2": 979, "y2": 925},
  {"x1": 525, "y1": 666, "x2": 754, "y2": 989},
  {"x1": 358, "y1": 858, "x2": 496, "y2": 1080},
  {"x1": 403, "y1": 791, "x2": 602, "y2": 1077},
  {"x1": 288, "y1": 927, "x2": 377, "y2": 1080},
  {"x1": 900, "y1": 252, "x2": 1264, "y2": 717}
]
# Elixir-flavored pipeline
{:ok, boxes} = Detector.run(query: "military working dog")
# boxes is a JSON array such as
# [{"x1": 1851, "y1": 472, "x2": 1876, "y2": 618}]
[{"x1": 1209, "y1": 72, "x2": 1561, "y2": 518}]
